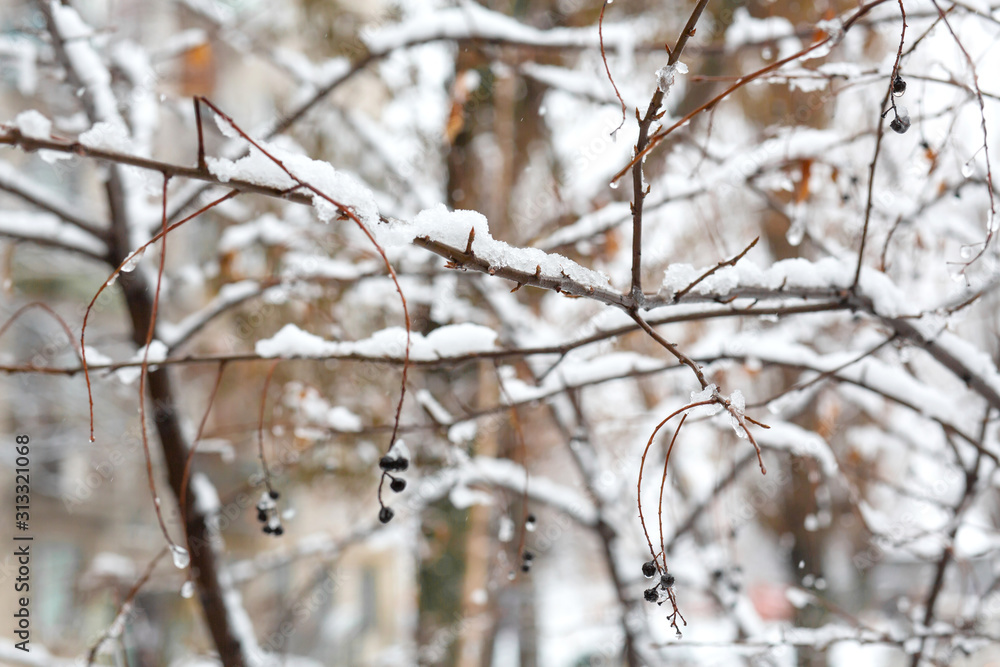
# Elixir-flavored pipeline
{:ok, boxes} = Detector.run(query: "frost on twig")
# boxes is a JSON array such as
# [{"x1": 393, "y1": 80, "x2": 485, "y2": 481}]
[{"x1": 655, "y1": 61, "x2": 688, "y2": 96}]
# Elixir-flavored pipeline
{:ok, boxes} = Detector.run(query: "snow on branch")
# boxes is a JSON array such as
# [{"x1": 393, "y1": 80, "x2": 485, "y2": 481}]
[
  {"x1": 43, "y1": 2, "x2": 123, "y2": 129},
  {"x1": 0, "y1": 210, "x2": 107, "y2": 259},
  {"x1": 255, "y1": 322, "x2": 498, "y2": 361},
  {"x1": 362, "y1": 2, "x2": 654, "y2": 54},
  {"x1": 0, "y1": 155, "x2": 105, "y2": 238}
]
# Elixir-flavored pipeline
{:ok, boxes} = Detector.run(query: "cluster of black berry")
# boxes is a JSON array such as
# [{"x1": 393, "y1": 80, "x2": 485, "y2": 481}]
[
  {"x1": 521, "y1": 550, "x2": 534, "y2": 573},
  {"x1": 641, "y1": 560, "x2": 675, "y2": 604},
  {"x1": 377, "y1": 455, "x2": 409, "y2": 524},
  {"x1": 519, "y1": 513, "x2": 537, "y2": 574},
  {"x1": 256, "y1": 490, "x2": 283, "y2": 536},
  {"x1": 887, "y1": 75, "x2": 910, "y2": 134}
]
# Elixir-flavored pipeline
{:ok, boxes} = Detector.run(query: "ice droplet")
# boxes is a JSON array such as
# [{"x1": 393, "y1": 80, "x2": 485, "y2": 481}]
[
  {"x1": 961, "y1": 161, "x2": 974, "y2": 178},
  {"x1": 180, "y1": 580, "x2": 195, "y2": 598},
  {"x1": 609, "y1": 180, "x2": 619, "y2": 190},
  {"x1": 498, "y1": 515, "x2": 515, "y2": 542},
  {"x1": 786, "y1": 219, "x2": 805, "y2": 246},
  {"x1": 121, "y1": 247, "x2": 145, "y2": 272},
  {"x1": 960, "y1": 245, "x2": 973, "y2": 259},
  {"x1": 171, "y1": 545, "x2": 190, "y2": 569}
]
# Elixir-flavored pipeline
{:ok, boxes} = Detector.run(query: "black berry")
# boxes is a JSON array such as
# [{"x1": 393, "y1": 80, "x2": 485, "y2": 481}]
[
  {"x1": 526, "y1": 513, "x2": 536, "y2": 524},
  {"x1": 379, "y1": 456, "x2": 410, "y2": 472},
  {"x1": 262, "y1": 525, "x2": 273, "y2": 534},
  {"x1": 890, "y1": 114, "x2": 910, "y2": 134},
  {"x1": 523, "y1": 551, "x2": 534, "y2": 561},
  {"x1": 660, "y1": 573, "x2": 675, "y2": 588},
  {"x1": 379, "y1": 506, "x2": 395, "y2": 524},
  {"x1": 643, "y1": 587, "x2": 659, "y2": 603},
  {"x1": 273, "y1": 525, "x2": 284, "y2": 536},
  {"x1": 390, "y1": 477, "x2": 407, "y2": 493},
  {"x1": 642, "y1": 560, "x2": 657, "y2": 578},
  {"x1": 521, "y1": 563, "x2": 531, "y2": 572},
  {"x1": 269, "y1": 490, "x2": 280, "y2": 500},
  {"x1": 892, "y1": 75, "x2": 906, "y2": 95},
  {"x1": 257, "y1": 510, "x2": 267, "y2": 522}
]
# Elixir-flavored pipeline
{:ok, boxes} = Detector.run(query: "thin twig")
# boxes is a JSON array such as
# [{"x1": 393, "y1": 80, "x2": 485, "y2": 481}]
[
  {"x1": 672, "y1": 237, "x2": 759, "y2": 302},
  {"x1": 137, "y1": 175, "x2": 183, "y2": 552},
  {"x1": 658, "y1": 414, "x2": 687, "y2": 570},
  {"x1": 598, "y1": 0, "x2": 627, "y2": 137},
  {"x1": 629, "y1": 0, "x2": 712, "y2": 302},
  {"x1": 257, "y1": 359, "x2": 282, "y2": 495},
  {"x1": 179, "y1": 362, "x2": 228, "y2": 528},
  {"x1": 853, "y1": 0, "x2": 907, "y2": 289},
  {"x1": 85, "y1": 547, "x2": 168, "y2": 667},
  {"x1": 611, "y1": 0, "x2": 894, "y2": 184},
  {"x1": 79, "y1": 190, "x2": 239, "y2": 442}
]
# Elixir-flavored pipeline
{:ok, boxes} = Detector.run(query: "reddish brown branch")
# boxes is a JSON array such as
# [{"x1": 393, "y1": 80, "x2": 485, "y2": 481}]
[
  {"x1": 658, "y1": 413, "x2": 687, "y2": 570},
  {"x1": 137, "y1": 175, "x2": 183, "y2": 551},
  {"x1": 179, "y1": 362, "x2": 228, "y2": 528},
  {"x1": 598, "y1": 0, "x2": 627, "y2": 137},
  {"x1": 611, "y1": 0, "x2": 894, "y2": 185}
]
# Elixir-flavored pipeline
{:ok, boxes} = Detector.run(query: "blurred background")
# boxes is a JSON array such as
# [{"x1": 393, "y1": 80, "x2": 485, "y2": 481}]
[{"x1": 1, "y1": 0, "x2": 1000, "y2": 665}]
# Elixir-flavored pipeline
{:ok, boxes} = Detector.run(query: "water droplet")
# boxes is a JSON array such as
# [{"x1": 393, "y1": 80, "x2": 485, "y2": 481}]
[
  {"x1": 171, "y1": 545, "x2": 190, "y2": 569},
  {"x1": 121, "y1": 247, "x2": 144, "y2": 273},
  {"x1": 961, "y1": 162, "x2": 974, "y2": 178},
  {"x1": 609, "y1": 180, "x2": 619, "y2": 190},
  {"x1": 786, "y1": 219, "x2": 805, "y2": 246},
  {"x1": 180, "y1": 580, "x2": 195, "y2": 598},
  {"x1": 960, "y1": 245, "x2": 973, "y2": 259}
]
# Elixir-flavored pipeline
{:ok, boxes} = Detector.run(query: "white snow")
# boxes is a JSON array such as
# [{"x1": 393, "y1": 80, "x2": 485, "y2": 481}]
[
  {"x1": 364, "y1": 2, "x2": 651, "y2": 55},
  {"x1": 112, "y1": 340, "x2": 168, "y2": 384},
  {"x1": 326, "y1": 406, "x2": 362, "y2": 432},
  {"x1": 79, "y1": 120, "x2": 133, "y2": 152},
  {"x1": 255, "y1": 322, "x2": 498, "y2": 361},
  {"x1": 14, "y1": 110, "x2": 51, "y2": 139}
]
